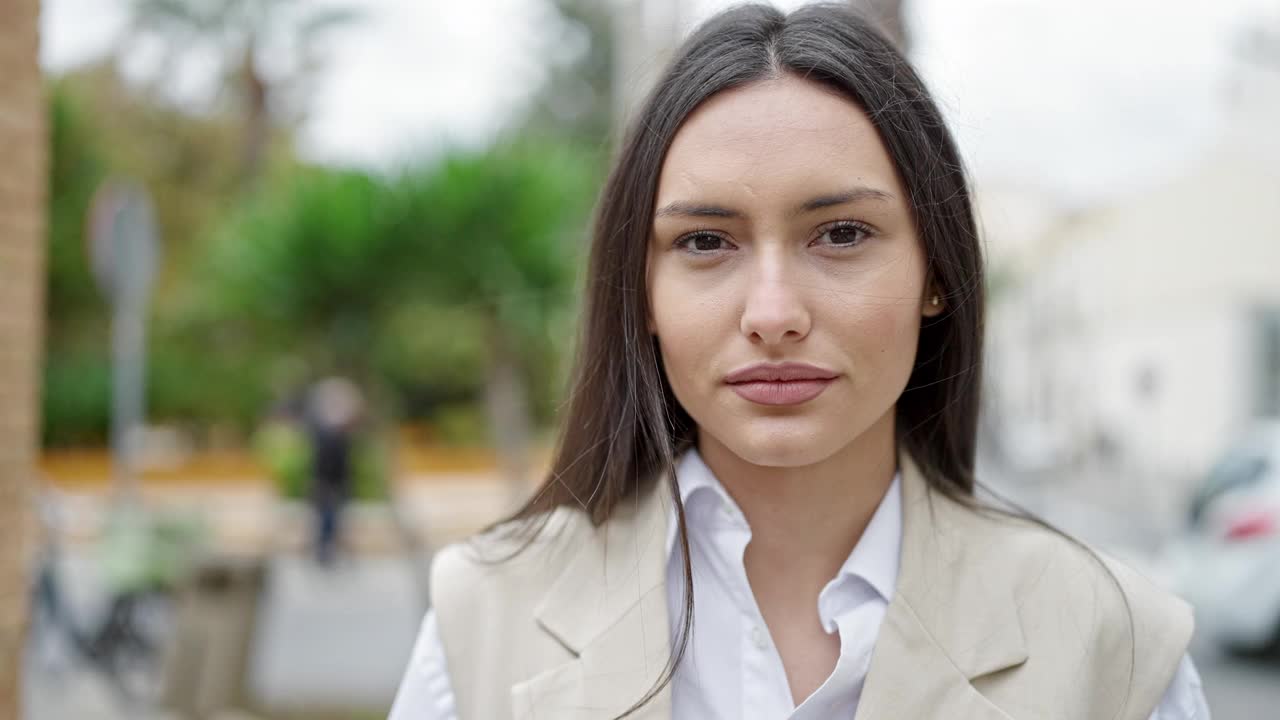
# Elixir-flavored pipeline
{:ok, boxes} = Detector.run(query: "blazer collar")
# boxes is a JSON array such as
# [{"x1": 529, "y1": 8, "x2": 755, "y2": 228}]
[
  {"x1": 524, "y1": 451, "x2": 1028, "y2": 719},
  {"x1": 854, "y1": 453, "x2": 1028, "y2": 719},
  {"x1": 522, "y1": 473, "x2": 674, "y2": 717},
  {"x1": 890, "y1": 453, "x2": 1029, "y2": 679}
]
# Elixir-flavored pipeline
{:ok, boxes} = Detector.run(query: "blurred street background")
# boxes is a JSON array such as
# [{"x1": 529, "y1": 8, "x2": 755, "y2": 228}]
[{"x1": 3, "y1": 0, "x2": 1279, "y2": 718}]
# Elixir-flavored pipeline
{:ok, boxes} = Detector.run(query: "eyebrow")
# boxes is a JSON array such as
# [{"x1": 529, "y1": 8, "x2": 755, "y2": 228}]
[{"x1": 653, "y1": 186, "x2": 895, "y2": 220}]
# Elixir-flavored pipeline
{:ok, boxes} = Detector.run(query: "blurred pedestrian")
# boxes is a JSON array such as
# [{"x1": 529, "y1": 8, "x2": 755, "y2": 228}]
[{"x1": 304, "y1": 376, "x2": 365, "y2": 568}]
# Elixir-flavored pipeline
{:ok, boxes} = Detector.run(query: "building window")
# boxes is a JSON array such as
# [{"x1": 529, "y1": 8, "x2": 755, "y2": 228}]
[{"x1": 1258, "y1": 307, "x2": 1280, "y2": 417}]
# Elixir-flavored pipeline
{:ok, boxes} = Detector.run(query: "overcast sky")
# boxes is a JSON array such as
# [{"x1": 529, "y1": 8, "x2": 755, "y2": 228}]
[{"x1": 40, "y1": 0, "x2": 1278, "y2": 208}]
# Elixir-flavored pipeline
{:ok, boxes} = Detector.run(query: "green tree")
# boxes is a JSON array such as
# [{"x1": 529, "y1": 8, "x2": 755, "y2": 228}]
[
  {"x1": 185, "y1": 139, "x2": 599, "y2": 485},
  {"x1": 53, "y1": 62, "x2": 247, "y2": 299},
  {"x1": 40, "y1": 70, "x2": 247, "y2": 445},
  {"x1": 126, "y1": 0, "x2": 360, "y2": 186},
  {"x1": 41, "y1": 84, "x2": 111, "y2": 446},
  {"x1": 46, "y1": 84, "x2": 108, "y2": 341},
  {"x1": 392, "y1": 141, "x2": 598, "y2": 486}
]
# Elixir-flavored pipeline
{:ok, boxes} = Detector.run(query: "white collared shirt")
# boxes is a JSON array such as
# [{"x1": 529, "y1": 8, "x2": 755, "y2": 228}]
[
  {"x1": 663, "y1": 446, "x2": 899, "y2": 719},
  {"x1": 389, "y1": 447, "x2": 1209, "y2": 719}
]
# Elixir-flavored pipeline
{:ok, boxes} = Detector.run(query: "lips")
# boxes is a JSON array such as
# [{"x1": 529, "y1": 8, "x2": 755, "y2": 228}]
[
  {"x1": 724, "y1": 362, "x2": 838, "y2": 383},
  {"x1": 724, "y1": 362, "x2": 838, "y2": 406}
]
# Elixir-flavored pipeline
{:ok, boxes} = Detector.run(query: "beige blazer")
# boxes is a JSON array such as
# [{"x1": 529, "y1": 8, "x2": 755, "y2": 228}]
[{"x1": 430, "y1": 454, "x2": 1193, "y2": 719}]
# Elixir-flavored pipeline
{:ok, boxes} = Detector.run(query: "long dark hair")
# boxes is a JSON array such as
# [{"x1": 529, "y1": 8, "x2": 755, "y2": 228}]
[{"x1": 492, "y1": 3, "x2": 1129, "y2": 717}]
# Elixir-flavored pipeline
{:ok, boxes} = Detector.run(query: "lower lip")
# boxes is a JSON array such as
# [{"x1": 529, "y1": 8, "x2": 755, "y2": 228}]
[{"x1": 728, "y1": 379, "x2": 834, "y2": 406}]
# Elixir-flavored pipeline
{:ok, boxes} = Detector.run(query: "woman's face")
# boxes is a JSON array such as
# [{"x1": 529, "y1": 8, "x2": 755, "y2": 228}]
[{"x1": 647, "y1": 75, "x2": 942, "y2": 467}]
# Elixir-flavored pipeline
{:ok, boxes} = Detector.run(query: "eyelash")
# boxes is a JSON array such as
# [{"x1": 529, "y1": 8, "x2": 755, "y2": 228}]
[{"x1": 672, "y1": 220, "x2": 874, "y2": 255}]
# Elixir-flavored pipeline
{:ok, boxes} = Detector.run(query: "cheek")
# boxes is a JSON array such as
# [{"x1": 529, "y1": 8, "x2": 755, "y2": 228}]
[
  {"x1": 855, "y1": 301, "x2": 921, "y2": 381},
  {"x1": 824, "y1": 256, "x2": 924, "y2": 385},
  {"x1": 648, "y1": 259, "x2": 731, "y2": 398}
]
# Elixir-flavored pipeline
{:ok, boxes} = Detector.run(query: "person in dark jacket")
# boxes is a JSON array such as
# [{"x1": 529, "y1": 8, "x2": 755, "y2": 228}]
[{"x1": 305, "y1": 377, "x2": 364, "y2": 568}]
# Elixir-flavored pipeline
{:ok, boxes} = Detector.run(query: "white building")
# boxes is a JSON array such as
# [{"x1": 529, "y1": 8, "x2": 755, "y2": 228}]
[{"x1": 984, "y1": 60, "x2": 1280, "y2": 514}]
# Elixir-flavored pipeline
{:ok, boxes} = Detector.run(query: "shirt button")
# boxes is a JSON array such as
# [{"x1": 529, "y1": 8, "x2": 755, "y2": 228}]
[
  {"x1": 722, "y1": 505, "x2": 744, "y2": 527},
  {"x1": 751, "y1": 624, "x2": 769, "y2": 650}
]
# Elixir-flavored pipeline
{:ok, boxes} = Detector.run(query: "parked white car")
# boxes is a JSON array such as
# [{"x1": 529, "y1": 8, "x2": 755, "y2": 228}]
[{"x1": 1163, "y1": 421, "x2": 1280, "y2": 656}]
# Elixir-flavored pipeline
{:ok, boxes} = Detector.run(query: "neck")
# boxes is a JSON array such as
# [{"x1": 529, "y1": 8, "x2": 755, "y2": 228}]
[{"x1": 696, "y1": 410, "x2": 898, "y2": 582}]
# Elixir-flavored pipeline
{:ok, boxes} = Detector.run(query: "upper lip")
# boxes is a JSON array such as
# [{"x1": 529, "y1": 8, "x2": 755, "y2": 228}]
[{"x1": 724, "y1": 362, "x2": 839, "y2": 383}]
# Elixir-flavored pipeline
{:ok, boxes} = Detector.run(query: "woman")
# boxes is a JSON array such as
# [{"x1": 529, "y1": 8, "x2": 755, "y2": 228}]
[{"x1": 390, "y1": 4, "x2": 1209, "y2": 719}]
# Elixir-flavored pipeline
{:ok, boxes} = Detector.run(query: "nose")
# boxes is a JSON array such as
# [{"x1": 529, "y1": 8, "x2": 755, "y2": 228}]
[{"x1": 739, "y1": 251, "x2": 811, "y2": 345}]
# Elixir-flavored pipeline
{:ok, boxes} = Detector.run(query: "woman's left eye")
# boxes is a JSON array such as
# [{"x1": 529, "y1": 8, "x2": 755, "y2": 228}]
[{"x1": 813, "y1": 221, "x2": 872, "y2": 248}]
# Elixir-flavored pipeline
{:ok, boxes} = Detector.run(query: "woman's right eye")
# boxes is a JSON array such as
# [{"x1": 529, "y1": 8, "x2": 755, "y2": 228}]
[{"x1": 675, "y1": 232, "x2": 732, "y2": 254}]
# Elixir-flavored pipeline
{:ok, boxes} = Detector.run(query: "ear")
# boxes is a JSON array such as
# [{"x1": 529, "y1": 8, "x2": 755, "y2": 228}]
[{"x1": 922, "y1": 282, "x2": 945, "y2": 318}]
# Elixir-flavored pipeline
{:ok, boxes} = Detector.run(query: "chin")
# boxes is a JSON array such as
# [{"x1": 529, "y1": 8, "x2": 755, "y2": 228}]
[{"x1": 712, "y1": 417, "x2": 850, "y2": 468}]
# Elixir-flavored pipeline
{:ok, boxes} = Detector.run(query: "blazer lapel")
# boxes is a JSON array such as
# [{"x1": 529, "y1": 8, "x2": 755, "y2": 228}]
[
  {"x1": 517, "y1": 471, "x2": 675, "y2": 719},
  {"x1": 855, "y1": 454, "x2": 1029, "y2": 720}
]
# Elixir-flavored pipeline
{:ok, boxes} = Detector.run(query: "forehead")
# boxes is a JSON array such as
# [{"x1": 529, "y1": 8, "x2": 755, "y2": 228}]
[{"x1": 656, "y1": 76, "x2": 901, "y2": 207}]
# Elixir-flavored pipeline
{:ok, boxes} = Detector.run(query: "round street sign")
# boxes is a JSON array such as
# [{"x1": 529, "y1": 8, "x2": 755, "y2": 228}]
[{"x1": 87, "y1": 178, "x2": 159, "y2": 305}]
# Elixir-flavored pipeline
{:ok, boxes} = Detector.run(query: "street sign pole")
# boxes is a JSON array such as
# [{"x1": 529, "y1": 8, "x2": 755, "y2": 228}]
[
  {"x1": 111, "y1": 295, "x2": 147, "y2": 502},
  {"x1": 88, "y1": 178, "x2": 159, "y2": 505}
]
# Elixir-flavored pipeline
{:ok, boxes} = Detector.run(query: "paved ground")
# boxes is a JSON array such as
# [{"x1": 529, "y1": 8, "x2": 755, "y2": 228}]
[
  {"x1": 24, "y1": 473, "x2": 502, "y2": 720},
  {"x1": 1193, "y1": 637, "x2": 1280, "y2": 719},
  {"x1": 249, "y1": 556, "x2": 425, "y2": 711}
]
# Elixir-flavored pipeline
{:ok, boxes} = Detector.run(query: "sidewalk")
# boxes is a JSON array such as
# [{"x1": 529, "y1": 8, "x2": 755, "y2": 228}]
[
  {"x1": 43, "y1": 471, "x2": 525, "y2": 558},
  {"x1": 25, "y1": 553, "x2": 424, "y2": 720},
  {"x1": 26, "y1": 471, "x2": 524, "y2": 720}
]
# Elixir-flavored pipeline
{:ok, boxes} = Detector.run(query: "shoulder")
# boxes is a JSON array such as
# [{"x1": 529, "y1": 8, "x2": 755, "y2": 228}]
[
  {"x1": 964, "y1": 501, "x2": 1192, "y2": 636},
  {"x1": 950, "y1": 496, "x2": 1194, "y2": 715},
  {"x1": 427, "y1": 500, "x2": 615, "y2": 646},
  {"x1": 426, "y1": 506, "x2": 595, "y2": 719},
  {"x1": 429, "y1": 504, "x2": 593, "y2": 610},
  {"x1": 430, "y1": 470, "x2": 673, "y2": 608}
]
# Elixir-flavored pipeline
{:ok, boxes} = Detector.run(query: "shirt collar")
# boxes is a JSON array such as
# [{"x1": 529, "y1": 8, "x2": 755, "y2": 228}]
[
  {"x1": 664, "y1": 445, "x2": 902, "y2": 606},
  {"x1": 830, "y1": 468, "x2": 901, "y2": 604},
  {"x1": 664, "y1": 446, "x2": 744, "y2": 558}
]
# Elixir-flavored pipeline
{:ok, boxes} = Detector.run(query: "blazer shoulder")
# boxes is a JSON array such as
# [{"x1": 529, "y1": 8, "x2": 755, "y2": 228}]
[
  {"x1": 961, "y1": 501, "x2": 1194, "y2": 715},
  {"x1": 970, "y1": 505, "x2": 1191, "y2": 630},
  {"x1": 427, "y1": 505, "x2": 596, "y2": 720},
  {"x1": 429, "y1": 504, "x2": 592, "y2": 610}
]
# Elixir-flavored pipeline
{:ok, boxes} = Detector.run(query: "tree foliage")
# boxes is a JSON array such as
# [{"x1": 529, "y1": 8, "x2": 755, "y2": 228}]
[
  {"x1": 41, "y1": 70, "x2": 249, "y2": 445},
  {"x1": 176, "y1": 140, "x2": 601, "y2": 432},
  {"x1": 41, "y1": 2, "x2": 612, "y2": 447},
  {"x1": 126, "y1": 0, "x2": 361, "y2": 184}
]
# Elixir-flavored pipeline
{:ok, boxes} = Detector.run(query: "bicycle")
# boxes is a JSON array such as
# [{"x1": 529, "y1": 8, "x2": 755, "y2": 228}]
[{"x1": 26, "y1": 484, "x2": 203, "y2": 708}]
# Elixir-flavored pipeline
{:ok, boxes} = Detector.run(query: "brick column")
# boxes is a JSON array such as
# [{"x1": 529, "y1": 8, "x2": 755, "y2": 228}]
[{"x1": 0, "y1": 0, "x2": 47, "y2": 716}]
